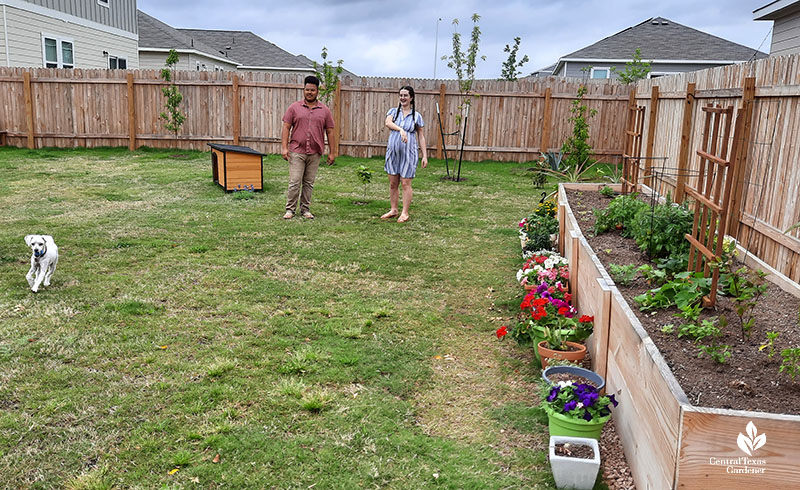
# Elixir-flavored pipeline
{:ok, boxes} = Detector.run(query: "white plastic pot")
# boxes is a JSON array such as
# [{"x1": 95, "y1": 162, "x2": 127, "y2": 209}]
[{"x1": 549, "y1": 435, "x2": 601, "y2": 490}]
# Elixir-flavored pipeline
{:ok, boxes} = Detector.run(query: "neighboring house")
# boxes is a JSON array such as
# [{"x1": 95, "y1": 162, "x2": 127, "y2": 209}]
[
  {"x1": 177, "y1": 28, "x2": 315, "y2": 75},
  {"x1": 0, "y1": 0, "x2": 139, "y2": 69},
  {"x1": 137, "y1": 10, "x2": 238, "y2": 71},
  {"x1": 528, "y1": 63, "x2": 556, "y2": 78},
  {"x1": 754, "y1": 0, "x2": 800, "y2": 56},
  {"x1": 550, "y1": 17, "x2": 767, "y2": 80}
]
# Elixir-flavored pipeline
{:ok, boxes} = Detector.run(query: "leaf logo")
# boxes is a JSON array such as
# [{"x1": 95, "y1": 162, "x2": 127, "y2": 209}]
[{"x1": 737, "y1": 421, "x2": 766, "y2": 456}]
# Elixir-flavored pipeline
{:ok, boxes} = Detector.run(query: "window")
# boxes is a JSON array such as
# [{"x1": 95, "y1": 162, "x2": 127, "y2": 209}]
[
  {"x1": 648, "y1": 72, "x2": 679, "y2": 79},
  {"x1": 590, "y1": 67, "x2": 610, "y2": 79},
  {"x1": 97, "y1": 0, "x2": 109, "y2": 7},
  {"x1": 42, "y1": 35, "x2": 74, "y2": 68},
  {"x1": 109, "y1": 56, "x2": 127, "y2": 69}
]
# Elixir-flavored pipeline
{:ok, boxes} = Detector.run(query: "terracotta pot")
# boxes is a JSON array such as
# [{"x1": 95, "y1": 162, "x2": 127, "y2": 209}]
[
  {"x1": 524, "y1": 283, "x2": 536, "y2": 291},
  {"x1": 537, "y1": 341, "x2": 587, "y2": 369}
]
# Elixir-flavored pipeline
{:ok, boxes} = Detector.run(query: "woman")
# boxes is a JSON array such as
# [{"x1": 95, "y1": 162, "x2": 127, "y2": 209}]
[{"x1": 381, "y1": 85, "x2": 428, "y2": 223}]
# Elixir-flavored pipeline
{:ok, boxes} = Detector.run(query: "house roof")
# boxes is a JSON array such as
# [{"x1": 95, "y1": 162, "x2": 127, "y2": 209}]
[
  {"x1": 554, "y1": 17, "x2": 767, "y2": 74},
  {"x1": 178, "y1": 29, "x2": 314, "y2": 71},
  {"x1": 137, "y1": 10, "x2": 237, "y2": 65},
  {"x1": 753, "y1": 0, "x2": 800, "y2": 21}
]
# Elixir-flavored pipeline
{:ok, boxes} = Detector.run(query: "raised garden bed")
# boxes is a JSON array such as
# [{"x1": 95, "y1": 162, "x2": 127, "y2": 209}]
[{"x1": 558, "y1": 183, "x2": 800, "y2": 489}]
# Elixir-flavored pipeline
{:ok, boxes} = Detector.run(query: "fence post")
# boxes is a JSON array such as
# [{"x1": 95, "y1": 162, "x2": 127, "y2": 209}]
[
  {"x1": 675, "y1": 82, "x2": 696, "y2": 203},
  {"x1": 127, "y1": 73, "x2": 136, "y2": 151},
  {"x1": 437, "y1": 83, "x2": 446, "y2": 159},
  {"x1": 232, "y1": 74, "x2": 240, "y2": 146},
  {"x1": 333, "y1": 81, "x2": 341, "y2": 157},
  {"x1": 23, "y1": 71, "x2": 35, "y2": 149},
  {"x1": 540, "y1": 86, "x2": 552, "y2": 154},
  {"x1": 727, "y1": 77, "x2": 756, "y2": 238},
  {"x1": 644, "y1": 85, "x2": 659, "y2": 188}
]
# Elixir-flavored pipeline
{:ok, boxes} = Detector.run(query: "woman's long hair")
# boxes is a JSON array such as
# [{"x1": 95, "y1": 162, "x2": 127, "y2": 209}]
[{"x1": 393, "y1": 85, "x2": 417, "y2": 132}]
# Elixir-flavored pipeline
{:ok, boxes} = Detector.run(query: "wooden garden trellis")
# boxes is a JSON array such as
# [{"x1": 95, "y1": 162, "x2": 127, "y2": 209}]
[
  {"x1": 683, "y1": 103, "x2": 743, "y2": 307},
  {"x1": 621, "y1": 89, "x2": 645, "y2": 194}
]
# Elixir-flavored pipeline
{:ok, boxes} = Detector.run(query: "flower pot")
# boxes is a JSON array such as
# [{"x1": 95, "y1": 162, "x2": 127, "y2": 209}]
[
  {"x1": 549, "y1": 435, "x2": 601, "y2": 490},
  {"x1": 542, "y1": 365, "x2": 605, "y2": 391},
  {"x1": 524, "y1": 283, "x2": 536, "y2": 291},
  {"x1": 542, "y1": 403, "x2": 610, "y2": 440},
  {"x1": 537, "y1": 341, "x2": 587, "y2": 369}
]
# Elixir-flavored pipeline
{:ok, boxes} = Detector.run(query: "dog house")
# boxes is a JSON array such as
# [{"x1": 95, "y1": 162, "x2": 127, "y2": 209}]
[{"x1": 208, "y1": 143, "x2": 265, "y2": 191}]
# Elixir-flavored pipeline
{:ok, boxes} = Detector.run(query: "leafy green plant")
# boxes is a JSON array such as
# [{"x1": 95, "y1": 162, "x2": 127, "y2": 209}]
[
  {"x1": 780, "y1": 348, "x2": 800, "y2": 381},
  {"x1": 599, "y1": 185, "x2": 616, "y2": 198},
  {"x1": 541, "y1": 151, "x2": 564, "y2": 171},
  {"x1": 678, "y1": 317, "x2": 720, "y2": 343},
  {"x1": 608, "y1": 263, "x2": 637, "y2": 286},
  {"x1": 660, "y1": 324, "x2": 675, "y2": 334},
  {"x1": 721, "y1": 266, "x2": 767, "y2": 341},
  {"x1": 638, "y1": 264, "x2": 667, "y2": 286},
  {"x1": 560, "y1": 85, "x2": 597, "y2": 171},
  {"x1": 355, "y1": 164, "x2": 372, "y2": 201},
  {"x1": 698, "y1": 343, "x2": 731, "y2": 364},
  {"x1": 499, "y1": 36, "x2": 529, "y2": 81},
  {"x1": 628, "y1": 199, "x2": 693, "y2": 259},
  {"x1": 759, "y1": 331, "x2": 780, "y2": 359},
  {"x1": 593, "y1": 194, "x2": 649, "y2": 236},
  {"x1": 314, "y1": 47, "x2": 343, "y2": 106},
  {"x1": 634, "y1": 271, "x2": 711, "y2": 312},
  {"x1": 159, "y1": 49, "x2": 186, "y2": 138},
  {"x1": 610, "y1": 48, "x2": 651, "y2": 84}
]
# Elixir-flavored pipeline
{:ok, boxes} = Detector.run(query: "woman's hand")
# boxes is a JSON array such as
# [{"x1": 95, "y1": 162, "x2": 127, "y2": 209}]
[
  {"x1": 399, "y1": 128, "x2": 408, "y2": 143},
  {"x1": 421, "y1": 156, "x2": 428, "y2": 169}
]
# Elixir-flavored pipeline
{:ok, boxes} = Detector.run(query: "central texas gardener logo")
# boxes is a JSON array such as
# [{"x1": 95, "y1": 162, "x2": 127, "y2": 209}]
[{"x1": 737, "y1": 421, "x2": 766, "y2": 456}]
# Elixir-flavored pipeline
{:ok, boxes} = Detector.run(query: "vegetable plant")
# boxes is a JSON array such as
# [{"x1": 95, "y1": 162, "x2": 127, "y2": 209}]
[
  {"x1": 780, "y1": 348, "x2": 800, "y2": 381},
  {"x1": 608, "y1": 263, "x2": 637, "y2": 286},
  {"x1": 759, "y1": 331, "x2": 780, "y2": 359},
  {"x1": 628, "y1": 199, "x2": 693, "y2": 259},
  {"x1": 593, "y1": 194, "x2": 649, "y2": 236}
]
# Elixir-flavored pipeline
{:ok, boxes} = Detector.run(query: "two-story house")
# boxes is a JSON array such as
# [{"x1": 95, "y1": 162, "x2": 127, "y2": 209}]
[{"x1": 0, "y1": 0, "x2": 138, "y2": 69}]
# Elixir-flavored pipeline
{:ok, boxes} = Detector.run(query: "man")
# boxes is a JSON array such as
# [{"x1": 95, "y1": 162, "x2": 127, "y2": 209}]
[{"x1": 281, "y1": 75, "x2": 336, "y2": 219}]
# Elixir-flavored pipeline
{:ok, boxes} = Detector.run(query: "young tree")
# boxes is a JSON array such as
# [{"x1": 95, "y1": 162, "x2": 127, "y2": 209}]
[
  {"x1": 442, "y1": 13, "x2": 485, "y2": 180},
  {"x1": 500, "y1": 36, "x2": 529, "y2": 81},
  {"x1": 314, "y1": 47, "x2": 343, "y2": 106},
  {"x1": 159, "y1": 49, "x2": 186, "y2": 139},
  {"x1": 560, "y1": 85, "x2": 597, "y2": 172},
  {"x1": 611, "y1": 48, "x2": 651, "y2": 85}
]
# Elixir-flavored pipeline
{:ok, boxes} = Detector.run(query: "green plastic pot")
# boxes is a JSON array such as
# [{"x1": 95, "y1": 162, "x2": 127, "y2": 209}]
[{"x1": 542, "y1": 403, "x2": 610, "y2": 440}]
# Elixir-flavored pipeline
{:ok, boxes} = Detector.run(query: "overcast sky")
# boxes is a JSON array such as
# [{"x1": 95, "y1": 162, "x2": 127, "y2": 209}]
[{"x1": 136, "y1": 0, "x2": 774, "y2": 79}]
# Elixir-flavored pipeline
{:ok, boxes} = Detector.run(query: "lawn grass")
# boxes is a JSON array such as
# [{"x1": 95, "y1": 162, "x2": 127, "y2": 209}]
[{"x1": 0, "y1": 146, "x2": 565, "y2": 489}]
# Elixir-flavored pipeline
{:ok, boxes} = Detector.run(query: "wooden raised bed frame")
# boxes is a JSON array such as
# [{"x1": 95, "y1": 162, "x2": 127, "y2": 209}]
[{"x1": 558, "y1": 182, "x2": 800, "y2": 489}]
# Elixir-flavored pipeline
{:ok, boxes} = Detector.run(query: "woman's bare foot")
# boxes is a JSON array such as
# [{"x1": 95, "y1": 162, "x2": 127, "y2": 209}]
[
  {"x1": 397, "y1": 213, "x2": 410, "y2": 223},
  {"x1": 381, "y1": 210, "x2": 398, "y2": 219}
]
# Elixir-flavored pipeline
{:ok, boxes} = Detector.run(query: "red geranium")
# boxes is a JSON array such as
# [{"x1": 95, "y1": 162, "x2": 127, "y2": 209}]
[
  {"x1": 558, "y1": 306, "x2": 569, "y2": 316},
  {"x1": 535, "y1": 255, "x2": 547, "y2": 264},
  {"x1": 496, "y1": 325, "x2": 508, "y2": 339},
  {"x1": 532, "y1": 297, "x2": 549, "y2": 307},
  {"x1": 579, "y1": 315, "x2": 594, "y2": 323}
]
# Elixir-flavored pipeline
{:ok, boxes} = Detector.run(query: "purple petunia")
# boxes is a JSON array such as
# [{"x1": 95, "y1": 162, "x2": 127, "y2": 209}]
[
  {"x1": 582, "y1": 410, "x2": 594, "y2": 422},
  {"x1": 608, "y1": 394, "x2": 618, "y2": 407},
  {"x1": 579, "y1": 391, "x2": 599, "y2": 408},
  {"x1": 563, "y1": 400, "x2": 577, "y2": 412},
  {"x1": 546, "y1": 386, "x2": 560, "y2": 402}
]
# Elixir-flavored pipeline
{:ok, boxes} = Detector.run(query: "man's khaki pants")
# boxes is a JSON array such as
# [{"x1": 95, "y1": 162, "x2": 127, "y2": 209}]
[{"x1": 286, "y1": 152, "x2": 321, "y2": 214}]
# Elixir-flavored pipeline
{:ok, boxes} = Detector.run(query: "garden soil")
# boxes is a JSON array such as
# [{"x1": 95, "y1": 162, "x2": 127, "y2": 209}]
[{"x1": 566, "y1": 189, "x2": 800, "y2": 414}]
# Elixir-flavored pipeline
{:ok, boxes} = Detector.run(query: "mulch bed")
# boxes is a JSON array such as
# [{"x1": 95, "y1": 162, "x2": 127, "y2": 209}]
[{"x1": 566, "y1": 189, "x2": 800, "y2": 414}]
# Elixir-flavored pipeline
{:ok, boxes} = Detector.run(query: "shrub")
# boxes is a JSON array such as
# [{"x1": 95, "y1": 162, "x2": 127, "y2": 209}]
[
  {"x1": 628, "y1": 200, "x2": 693, "y2": 259},
  {"x1": 593, "y1": 194, "x2": 649, "y2": 236}
]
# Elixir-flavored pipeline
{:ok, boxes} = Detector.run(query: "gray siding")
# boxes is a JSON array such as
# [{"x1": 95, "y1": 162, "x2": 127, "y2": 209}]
[
  {"x1": 22, "y1": 0, "x2": 137, "y2": 33},
  {"x1": 771, "y1": 15, "x2": 800, "y2": 56}
]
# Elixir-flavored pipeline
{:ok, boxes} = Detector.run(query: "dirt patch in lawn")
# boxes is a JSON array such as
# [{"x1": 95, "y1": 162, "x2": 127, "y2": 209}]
[{"x1": 566, "y1": 189, "x2": 800, "y2": 414}]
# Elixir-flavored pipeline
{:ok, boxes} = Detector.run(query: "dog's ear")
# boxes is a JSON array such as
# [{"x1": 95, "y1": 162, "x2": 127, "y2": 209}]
[
  {"x1": 42, "y1": 235, "x2": 53, "y2": 243},
  {"x1": 24, "y1": 235, "x2": 34, "y2": 247}
]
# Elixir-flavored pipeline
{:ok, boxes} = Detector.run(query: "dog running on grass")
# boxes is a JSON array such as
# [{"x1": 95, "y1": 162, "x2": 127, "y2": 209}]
[{"x1": 24, "y1": 234, "x2": 58, "y2": 293}]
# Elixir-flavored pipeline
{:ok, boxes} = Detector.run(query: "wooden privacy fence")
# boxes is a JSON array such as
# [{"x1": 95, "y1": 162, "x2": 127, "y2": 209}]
[
  {"x1": 627, "y1": 53, "x2": 800, "y2": 283},
  {"x1": 0, "y1": 67, "x2": 629, "y2": 163}
]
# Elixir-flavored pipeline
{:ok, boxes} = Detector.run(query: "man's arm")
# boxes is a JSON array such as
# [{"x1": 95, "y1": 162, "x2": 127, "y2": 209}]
[
  {"x1": 325, "y1": 126, "x2": 336, "y2": 165},
  {"x1": 281, "y1": 121, "x2": 291, "y2": 161}
]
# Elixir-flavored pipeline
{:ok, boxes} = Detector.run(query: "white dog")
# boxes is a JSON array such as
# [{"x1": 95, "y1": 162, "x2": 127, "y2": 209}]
[{"x1": 24, "y1": 234, "x2": 58, "y2": 293}]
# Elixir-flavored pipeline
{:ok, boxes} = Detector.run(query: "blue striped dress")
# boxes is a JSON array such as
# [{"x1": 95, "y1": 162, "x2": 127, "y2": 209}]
[{"x1": 384, "y1": 108, "x2": 425, "y2": 179}]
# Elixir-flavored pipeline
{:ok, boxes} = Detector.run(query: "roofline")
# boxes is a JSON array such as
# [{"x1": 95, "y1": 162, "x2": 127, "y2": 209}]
[
  {"x1": 753, "y1": 0, "x2": 800, "y2": 20},
  {"x1": 238, "y1": 66, "x2": 315, "y2": 72},
  {"x1": 138, "y1": 47, "x2": 241, "y2": 66},
  {"x1": 553, "y1": 57, "x2": 753, "y2": 74},
  {"x1": 3, "y1": 0, "x2": 138, "y2": 40}
]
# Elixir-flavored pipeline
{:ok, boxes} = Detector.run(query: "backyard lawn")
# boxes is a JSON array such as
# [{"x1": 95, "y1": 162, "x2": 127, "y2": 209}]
[{"x1": 0, "y1": 147, "x2": 563, "y2": 488}]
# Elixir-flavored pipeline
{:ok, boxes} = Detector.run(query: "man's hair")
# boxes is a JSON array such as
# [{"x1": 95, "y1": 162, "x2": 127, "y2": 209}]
[{"x1": 304, "y1": 75, "x2": 320, "y2": 87}]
